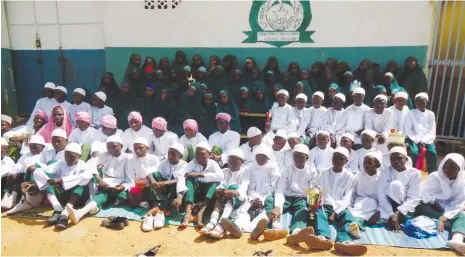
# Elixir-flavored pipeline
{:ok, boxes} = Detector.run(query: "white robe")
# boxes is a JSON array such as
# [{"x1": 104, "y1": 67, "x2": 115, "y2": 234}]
[
  {"x1": 94, "y1": 152, "x2": 131, "y2": 189},
  {"x1": 381, "y1": 154, "x2": 413, "y2": 170},
  {"x1": 179, "y1": 133, "x2": 208, "y2": 149},
  {"x1": 208, "y1": 130, "x2": 241, "y2": 161},
  {"x1": 322, "y1": 107, "x2": 345, "y2": 138},
  {"x1": 57, "y1": 101, "x2": 72, "y2": 112},
  {"x1": 1, "y1": 156, "x2": 15, "y2": 177},
  {"x1": 347, "y1": 148, "x2": 382, "y2": 175},
  {"x1": 182, "y1": 158, "x2": 224, "y2": 184},
  {"x1": 341, "y1": 104, "x2": 370, "y2": 144},
  {"x1": 26, "y1": 97, "x2": 57, "y2": 126},
  {"x1": 269, "y1": 103, "x2": 298, "y2": 132},
  {"x1": 126, "y1": 153, "x2": 160, "y2": 188},
  {"x1": 316, "y1": 167, "x2": 355, "y2": 214},
  {"x1": 388, "y1": 105, "x2": 409, "y2": 133},
  {"x1": 365, "y1": 109, "x2": 394, "y2": 153},
  {"x1": 247, "y1": 161, "x2": 280, "y2": 204},
  {"x1": 91, "y1": 106, "x2": 114, "y2": 128},
  {"x1": 157, "y1": 159, "x2": 188, "y2": 194},
  {"x1": 11, "y1": 152, "x2": 43, "y2": 174},
  {"x1": 404, "y1": 109, "x2": 436, "y2": 145},
  {"x1": 377, "y1": 167, "x2": 421, "y2": 219},
  {"x1": 219, "y1": 166, "x2": 251, "y2": 202},
  {"x1": 350, "y1": 170, "x2": 381, "y2": 220},
  {"x1": 294, "y1": 107, "x2": 310, "y2": 137},
  {"x1": 239, "y1": 142, "x2": 271, "y2": 168},
  {"x1": 68, "y1": 127, "x2": 99, "y2": 145},
  {"x1": 33, "y1": 159, "x2": 92, "y2": 191},
  {"x1": 68, "y1": 102, "x2": 92, "y2": 127},
  {"x1": 282, "y1": 149, "x2": 294, "y2": 170},
  {"x1": 307, "y1": 106, "x2": 328, "y2": 137},
  {"x1": 40, "y1": 149, "x2": 65, "y2": 165},
  {"x1": 275, "y1": 164, "x2": 317, "y2": 211},
  {"x1": 121, "y1": 126, "x2": 153, "y2": 153},
  {"x1": 97, "y1": 128, "x2": 123, "y2": 143},
  {"x1": 308, "y1": 146, "x2": 334, "y2": 175},
  {"x1": 148, "y1": 131, "x2": 179, "y2": 160}
]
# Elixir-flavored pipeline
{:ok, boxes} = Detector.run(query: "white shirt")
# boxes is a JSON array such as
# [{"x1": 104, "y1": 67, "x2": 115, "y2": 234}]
[
  {"x1": 219, "y1": 166, "x2": 251, "y2": 201},
  {"x1": 40, "y1": 149, "x2": 65, "y2": 165},
  {"x1": 308, "y1": 146, "x2": 334, "y2": 175},
  {"x1": 322, "y1": 107, "x2": 345, "y2": 137},
  {"x1": 39, "y1": 159, "x2": 92, "y2": 190},
  {"x1": 316, "y1": 167, "x2": 355, "y2": 214},
  {"x1": 272, "y1": 144, "x2": 290, "y2": 171},
  {"x1": 350, "y1": 170, "x2": 381, "y2": 220},
  {"x1": 208, "y1": 130, "x2": 241, "y2": 160},
  {"x1": 347, "y1": 147, "x2": 382, "y2": 174},
  {"x1": 57, "y1": 100, "x2": 72, "y2": 112},
  {"x1": 91, "y1": 106, "x2": 114, "y2": 128},
  {"x1": 307, "y1": 106, "x2": 328, "y2": 137},
  {"x1": 179, "y1": 133, "x2": 208, "y2": 149},
  {"x1": 404, "y1": 109, "x2": 436, "y2": 145},
  {"x1": 247, "y1": 161, "x2": 280, "y2": 204},
  {"x1": 157, "y1": 159, "x2": 188, "y2": 194},
  {"x1": 293, "y1": 107, "x2": 310, "y2": 137},
  {"x1": 275, "y1": 164, "x2": 318, "y2": 210},
  {"x1": 365, "y1": 108, "x2": 394, "y2": 137},
  {"x1": 68, "y1": 127, "x2": 100, "y2": 145},
  {"x1": 95, "y1": 152, "x2": 131, "y2": 189},
  {"x1": 26, "y1": 97, "x2": 57, "y2": 126},
  {"x1": 239, "y1": 142, "x2": 270, "y2": 168},
  {"x1": 68, "y1": 102, "x2": 92, "y2": 127},
  {"x1": 126, "y1": 153, "x2": 160, "y2": 188},
  {"x1": 149, "y1": 131, "x2": 179, "y2": 160},
  {"x1": 121, "y1": 126, "x2": 153, "y2": 153},
  {"x1": 97, "y1": 128, "x2": 123, "y2": 143},
  {"x1": 342, "y1": 104, "x2": 370, "y2": 133},
  {"x1": 1, "y1": 156, "x2": 15, "y2": 177},
  {"x1": 183, "y1": 158, "x2": 224, "y2": 183},
  {"x1": 377, "y1": 166, "x2": 421, "y2": 219},
  {"x1": 11, "y1": 152, "x2": 43, "y2": 174},
  {"x1": 388, "y1": 105, "x2": 409, "y2": 133},
  {"x1": 270, "y1": 103, "x2": 298, "y2": 132}
]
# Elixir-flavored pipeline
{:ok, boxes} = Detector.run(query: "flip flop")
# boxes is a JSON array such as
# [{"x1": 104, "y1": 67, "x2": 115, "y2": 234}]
[{"x1": 286, "y1": 227, "x2": 314, "y2": 246}]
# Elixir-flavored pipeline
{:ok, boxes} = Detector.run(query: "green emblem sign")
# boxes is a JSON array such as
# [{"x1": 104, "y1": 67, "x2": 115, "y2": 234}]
[{"x1": 243, "y1": 0, "x2": 315, "y2": 47}]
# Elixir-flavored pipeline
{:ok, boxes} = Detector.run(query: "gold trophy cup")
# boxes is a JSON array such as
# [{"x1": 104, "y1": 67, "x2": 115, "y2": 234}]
[{"x1": 306, "y1": 186, "x2": 323, "y2": 223}]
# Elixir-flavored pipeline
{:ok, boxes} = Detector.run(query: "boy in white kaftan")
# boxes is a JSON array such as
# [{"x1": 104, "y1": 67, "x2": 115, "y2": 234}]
[
  {"x1": 293, "y1": 94, "x2": 311, "y2": 137},
  {"x1": 90, "y1": 92, "x2": 114, "y2": 128},
  {"x1": 68, "y1": 88, "x2": 92, "y2": 127},
  {"x1": 308, "y1": 131, "x2": 334, "y2": 175},
  {"x1": 347, "y1": 130, "x2": 382, "y2": 174},
  {"x1": 305, "y1": 92, "x2": 327, "y2": 145},
  {"x1": 364, "y1": 95, "x2": 393, "y2": 154},
  {"x1": 271, "y1": 130, "x2": 290, "y2": 171},
  {"x1": 282, "y1": 132, "x2": 300, "y2": 170},
  {"x1": 341, "y1": 88, "x2": 370, "y2": 148},
  {"x1": 322, "y1": 93, "x2": 346, "y2": 145},
  {"x1": 263, "y1": 89, "x2": 298, "y2": 145},
  {"x1": 388, "y1": 91, "x2": 410, "y2": 133},
  {"x1": 40, "y1": 129, "x2": 67, "y2": 166}
]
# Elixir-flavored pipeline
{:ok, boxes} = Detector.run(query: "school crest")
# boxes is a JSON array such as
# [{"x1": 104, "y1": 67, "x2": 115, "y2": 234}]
[{"x1": 243, "y1": 0, "x2": 315, "y2": 47}]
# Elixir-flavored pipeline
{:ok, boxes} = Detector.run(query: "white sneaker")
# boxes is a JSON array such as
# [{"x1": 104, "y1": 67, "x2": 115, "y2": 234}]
[
  {"x1": 142, "y1": 213, "x2": 154, "y2": 232},
  {"x1": 1, "y1": 192, "x2": 13, "y2": 209},
  {"x1": 89, "y1": 206, "x2": 100, "y2": 215},
  {"x1": 349, "y1": 222, "x2": 361, "y2": 239},
  {"x1": 209, "y1": 224, "x2": 225, "y2": 239},
  {"x1": 153, "y1": 212, "x2": 165, "y2": 229},
  {"x1": 139, "y1": 201, "x2": 150, "y2": 210},
  {"x1": 66, "y1": 205, "x2": 83, "y2": 225},
  {"x1": 447, "y1": 239, "x2": 465, "y2": 254}
]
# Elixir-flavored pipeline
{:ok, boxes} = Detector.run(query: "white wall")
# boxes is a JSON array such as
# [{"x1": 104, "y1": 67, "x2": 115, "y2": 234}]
[
  {"x1": 1, "y1": 2, "x2": 10, "y2": 48},
  {"x1": 5, "y1": 1, "x2": 104, "y2": 50}
]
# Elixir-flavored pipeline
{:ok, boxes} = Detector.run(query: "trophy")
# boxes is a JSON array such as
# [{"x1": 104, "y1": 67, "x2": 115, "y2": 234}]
[{"x1": 305, "y1": 186, "x2": 323, "y2": 225}]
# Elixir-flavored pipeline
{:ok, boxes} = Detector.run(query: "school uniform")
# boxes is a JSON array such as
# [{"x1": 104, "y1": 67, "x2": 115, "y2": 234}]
[
  {"x1": 68, "y1": 127, "x2": 100, "y2": 146},
  {"x1": 11, "y1": 152, "x2": 43, "y2": 175},
  {"x1": 148, "y1": 131, "x2": 179, "y2": 160},
  {"x1": 96, "y1": 128, "x2": 123, "y2": 143},
  {"x1": 91, "y1": 106, "x2": 114, "y2": 128},
  {"x1": 183, "y1": 158, "x2": 225, "y2": 204},
  {"x1": 121, "y1": 126, "x2": 152, "y2": 153},
  {"x1": 306, "y1": 106, "x2": 328, "y2": 138},
  {"x1": 273, "y1": 144, "x2": 290, "y2": 171},
  {"x1": 342, "y1": 104, "x2": 370, "y2": 145},
  {"x1": 364, "y1": 109, "x2": 393, "y2": 154},
  {"x1": 308, "y1": 146, "x2": 334, "y2": 175},
  {"x1": 239, "y1": 142, "x2": 271, "y2": 168},
  {"x1": 217, "y1": 166, "x2": 251, "y2": 209},
  {"x1": 404, "y1": 109, "x2": 437, "y2": 173},
  {"x1": 208, "y1": 130, "x2": 241, "y2": 161},
  {"x1": 26, "y1": 97, "x2": 57, "y2": 126},
  {"x1": 263, "y1": 104, "x2": 298, "y2": 145},
  {"x1": 179, "y1": 133, "x2": 208, "y2": 149},
  {"x1": 68, "y1": 102, "x2": 92, "y2": 127},
  {"x1": 322, "y1": 108, "x2": 345, "y2": 140},
  {"x1": 346, "y1": 148, "x2": 382, "y2": 174},
  {"x1": 388, "y1": 105, "x2": 409, "y2": 133},
  {"x1": 126, "y1": 153, "x2": 161, "y2": 188},
  {"x1": 350, "y1": 170, "x2": 381, "y2": 222},
  {"x1": 40, "y1": 149, "x2": 65, "y2": 166},
  {"x1": 149, "y1": 159, "x2": 188, "y2": 205},
  {"x1": 1, "y1": 156, "x2": 15, "y2": 178},
  {"x1": 293, "y1": 107, "x2": 310, "y2": 137}
]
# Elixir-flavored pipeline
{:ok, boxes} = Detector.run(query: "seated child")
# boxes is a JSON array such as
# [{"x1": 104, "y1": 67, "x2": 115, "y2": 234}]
[
  {"x1": 1, "y1": 138, "x2": 16, "y2": 199},
  {"x1": 305, "y1": 91, "x2": 327, "y2": 145},
  {"x1": 342, "y1": 88, "x2": 370, "y2": 149},
  {"x1": 179, "y1": 119, "x2": 208, "y2": 162},
  {"x1": 283, "y1": 132, "x2": 300, "y2": 170},
  {"x1": 382, "y1": 131, "x2": 413, "y2": 170},
  {"x1": 388, "y1": 91, "x2": 409, "y2": 133},
  {"x1": 347, "y1": 130, "x2": 382, "y2": 174},
  {"x1": 208, "y1": 113, "x2": 241, "y2": 165},
  {"x1": 148, "y1": 117, "x2": 179, "y2": 161},
  {"x1": 68, "y1": 88, "x2": 92, "y2": 127},
  {"x1": 90, "y1": 92, "x2": 114, "y2": 128},
  {"x1": 121, "y1": 112, "x2": 152, "y2": 153},
  {"x1": 293, "y1": 94, "x2": 310, "y2": 138},
  {"x1": 239, "y1": 127, "x2": 271, "y2": 167},
  {"x1": 40, "y1": 129, "x2": 67, "y2": 165},
  {"x1": 364, "y1": 95, "x2": 393, "y2": 154},
  {"x1": 271, "y1": 130, "x2": 290, "y2": 171},
  {"x1": 322, "y1": 93, "x2": 346, "y2": 147},
  {"x1": 68, "y1": 112, "x2": 99, "y2": 154},
  {"x1": 97, "y1": 115, "x2": 123, "y2": 142},
  {"x1": 308, "y1": 131, "x2": 334, "y2": 175},
  {"x1": 340, "y1": 133, "x2": 357, "y2": 174}
]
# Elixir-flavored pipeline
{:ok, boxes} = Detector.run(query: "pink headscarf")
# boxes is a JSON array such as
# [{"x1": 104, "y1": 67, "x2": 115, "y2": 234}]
[
  {"x1": 128, "y1": 111, "x2": 143, "y2": 123},
  {"x1": 215, "y1": 113, "x2": 231, "y2": 123},
  {"x1": 37, "y1": 105, "x2": 72, "y2": 143},
  {"x1": 75, "y1": 111, "x2": 91, "y2": 124},
  {"x1": 100, "y1": 115, "x2": 117, "y2": 129},
  {"x1": 183, "y1": 119, "x2": 198, "y2": 132},
  {"x1": 152, "y1": 117, "x2": 167, "y2": 131},
  {"x1": 34, "y1": 110, "x2": 48, "y2": 122}
]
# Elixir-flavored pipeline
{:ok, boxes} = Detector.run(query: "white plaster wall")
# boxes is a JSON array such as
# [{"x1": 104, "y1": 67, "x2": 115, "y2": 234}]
[
  {"x1": 5, "y1": 1, "x2": 104, "y2": 50},
  {"x1": 103, "y1": 0, "x2": 435, "y2": 48},
  {"x1": 1, "y1": 2, "x2": 10, "y2": 48}
]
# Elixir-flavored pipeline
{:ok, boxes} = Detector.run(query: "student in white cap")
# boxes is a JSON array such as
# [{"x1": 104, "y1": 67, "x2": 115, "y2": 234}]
[
  {"x1": 416, "y1": 153, "x2": 465, "y2": 254},
  {"x1": 208, "y1": 113, "x2": 241, "y2": 165},
  {"x1": 40, "y1": 128, "x2": 68, "y2": 166},
  {"x1": 66, "y1": 135, "x2": 131, "y2": 225},
  {"x1": 264, "y1": 89, "x2": 298, "y2": 145},
  {"x1": 180, "y1": 142, "x2": 225, "y2": 229},
  {"x1": 364, "y1": 94, "x2": 393, "y2": 154},
  {"x1": 404, "y1": 92, "x2": 437, "y2": 174},
  {"x1": 126, "y1": 137, "x2": 160, "y2": 208},
  {"x1": 305, "y1": 91, "x2": 328, "y2": 145},
  {"x1": 322, "y1": 93, "x2": 346, "y2": 146},
  {"x1": 148, "y1": 117, "x2": 179, "y2": 161},
  {"x1": 339, "y1": 132, "x2": 357, "y2": 174},
  {"x1": 26, "y1": 82, "x2": 58, "y2": 127},
  {"x1": 282, "y1": 132, "x2": 301, "y2": 169},
  {"x1": 32, "y1": 142, "x2": 92, "y2": 229},
  {"x1": 388, "y1": 91, "x2": 410, "y2": 133},
  {"x1": 239, "y1": 127, "x2": 271, "y2": 168},
  {"x1": 54, "y1": 86, "x2": 72, "y2": 111},
  {"x1": 68, "y1": 112, "x2": 99, "y2": 160},
  {"x1": 347, "y1": 129, "x2": 382, "y2": 174},
  {"x1": 341, "y1": 87, "x2": 370, "y2": 149},
  {"x1": 1, "y1": 137, "x2": 15, "y2": 182},
  {"x1": 1, "y1": 114, "x2": 14, "y2": 141},
  {"x1": 68, "y1": 88, "x2": 92, "y2": 127},
  {"x1": 377, "y1": 146, "x2": 420, "y2": 232},
  {"x1": 306, "y1": 147, "x2": 367, "y2": 256},
  {"x1": 381, "y1": 131, "x2": 413, "y2": 170},
  {"x1": 142, "y1": 142, "x2": 188, "y2": 231},
  {"x1": 308, "y1": 131, "x2": 334, "y2": 175},
  {"x1": 265, "y1": 144, "x2": 317, "y2": 243},
  {"x1": 203, "y1": 148, "x2": 251, "y2": 238},
  {"x1": 293, "y1": 94, "x2": 311, "y2": 138},
  {"x1": 90, "y1": 91, "x2": 114, "y2": 128},
  {"x1": 232, "y1": 145, "x2": 279, "y2": 241},
  {"x1": 271, "y1": 130, "x2": 290, "y2": 171}
]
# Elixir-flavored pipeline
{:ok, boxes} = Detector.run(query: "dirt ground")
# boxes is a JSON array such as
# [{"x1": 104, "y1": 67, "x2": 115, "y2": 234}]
[{"x1": 1, "y1": 216, "x2": 458, "y2": 256}]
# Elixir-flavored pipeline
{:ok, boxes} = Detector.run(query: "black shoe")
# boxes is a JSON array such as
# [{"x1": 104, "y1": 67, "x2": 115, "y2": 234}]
[
  {"x1": 55, "y1": 215, "x2": 68, "y2": 229},
  {"x1": 47, "y1": 211, "x2": 62, "y2": 225}
]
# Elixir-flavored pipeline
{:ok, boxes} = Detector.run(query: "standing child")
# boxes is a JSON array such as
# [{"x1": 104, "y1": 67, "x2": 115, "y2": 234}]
[
  {"x1": 68, "y1": 88, "x2": 92, "y2": 127},
  {"x1": 90, "y1": 92, "x2": 114, "y2": 129},
  {"x1": 308, "y1": 131, "x2": 334, "y2": 175}
]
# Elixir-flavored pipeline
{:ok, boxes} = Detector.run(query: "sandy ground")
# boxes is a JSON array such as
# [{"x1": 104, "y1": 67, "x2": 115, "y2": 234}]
[{"x1": 1, "y1": 216, "x2": 459, "y2": 256}]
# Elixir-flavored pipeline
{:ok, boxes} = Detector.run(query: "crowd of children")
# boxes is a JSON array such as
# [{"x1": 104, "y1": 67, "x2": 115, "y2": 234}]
[{"x1": 0, "y1": 52, "x2": 464, "y2": 255}]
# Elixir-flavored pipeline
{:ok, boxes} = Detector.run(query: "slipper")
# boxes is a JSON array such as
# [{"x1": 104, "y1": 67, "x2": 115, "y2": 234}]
[
  {"x1": 102, "y1": 217, "x2": 128, "y2": 230},
  {"x1": 348, "y1": 222, "x2": 361, "y2": 239},
  {"x1": 334, "y1": 241, "x2": 367, "y2": 256},
  {"x1": 208, "y1": 224, "x2": 225, "y2": 239},
  {"x1": 286, "y1": 227, "x2": 314, "y2": 246},
  {"x1": 250, "y1": 218, "x2": 269, "y2": 240},
  {"x1": 263, "y1": 228, "x2": 288, "y2": 241},
  {"x1": 220, "y1": 218, "x2": 242, "y2": 238},
  {"x1": 304, "y1": 235, "x2": 333, "y2": 250},
  {"x1": 199, "y1": 222, "x2": 215, "y2": 234},
  {"x1": 141, "y1": 213, "x2": 154, "y2": 232},
  {"x1": 136, "y1": 245, "x2": 161, "y2": 257}
]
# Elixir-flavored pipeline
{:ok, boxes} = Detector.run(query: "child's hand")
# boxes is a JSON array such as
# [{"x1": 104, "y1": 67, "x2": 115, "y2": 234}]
[
  {"x1": 114, "y1": 185, "x2": 125, "y2": 192},
  {"x1": 388, "y1": 212, "x2": 401, "y2": 232},
  {"x1": 268, "y1": 207, "x2": 281, "y2": 221},
  {"x1": 98, "y1": 179, "x2": 109, "y2": 190},
  {"x1": 328, "y1": 212, "x2": 336, "y2": 224},
  {"x1": 184, "y1": 172, "x2": 201, "y2": 178},
  {"x1": 171, "y1": 196, "x2": 183, "y2": 210}
]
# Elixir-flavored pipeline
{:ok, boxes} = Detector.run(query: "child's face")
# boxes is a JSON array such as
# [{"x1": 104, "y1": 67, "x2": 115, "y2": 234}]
[
  {"x1": 203, "y1": 95, "x2": 213, "y2": 105},
  {"x1": 184, "y1": 128, "x2": 197, "y2": 138},
  {"x1": 160, "y1": 89, "x2": 167, "y2": 100},
  {"x1": 332, "y1": 97, "x2": 344, "y2": 110},
  {"x1": 296, "y1": 99, "x2": 307, "y2": 110},
  {"x1": 106, "y1": 142, "x2": 122, "y2": 157},
  {"x1": 361, "y1": 134, "x2": 374, "y2": 149},
  {"x1": 210, "y1": 57, "x2": 217, "y2": 66},
  {"x1": 290, "y1": 64, "x2": 298, "y2": 73},
  {"x1": 344, "y1": 75, "x2": 353, "y2": 84},
  {"x1": 340, "y1": 137, "x2": 353, "y2": 151},
  {"x1": 44, "y1": 88, "x2": 54, "y2": 98},
  {"x1": 153, "y1": 128, "x2": 165, "y2": 138},
  {"x1": 233, "y1": 72, "x2": 241, "y2": 81},
  {"x1": 373, "y1": 98, "x2": 386, "y2": 114},
  {"x1": 102, "y1": 126, "x2": 116, "y2": 136},
  {"x1": 272, "y1": 86, "x2": 280, "y2": 98},
  {"x1": 54, "y1": 90, "x2": 66, "y2": 102},
  {"x1": 1, "y1": 121, "x2": 11, "y2": 134},
  {"x1": 312, "y1": 95, "x2": 322, "y2": 107},
  {"x1": 52, "y1": 107, "x2": 64, "y2": 125},
  {"x1": 363, "y1": 156, "x2": 379, "y2": 175},
  {"x1": 52, "y1": 136, "x2": 67, "y2": 151},
  {"x1": 29, "y1": 143, "x2": 45, "y2": 155},
  {"x1": 145, "y1": 58, "x2": 154, "y2": 66},
  {"x1": 76, "y1": 120, "x2": 90, "y2": 131},
  {"x1": 287, "y1": 137, "x2": 299, "y2": 149},
  {"x1": 133, "y1": 143, "x2": 148, "y2": 158},
  {"x1": 219, "y1": 93, "x2": 228, "y2": 105},
  {"x1": 120, "y1": 84, "x2": 130, "y2": 93},
  {"x1": 385, "y1": 76, "x2": 393, "y2": 85},
  {"x1": 268, "y1": 59, "x2": 277, "y2": 69},
  {"x1": 187, "y1": 86, "x2": 196, "y2": 97},
  {"x1": 168, "y1": 148, "x2": 181, "y2": 164},
  {"x1": 245, "y1": 60, "x2": 253, "y2": 69},
  {"x1": 33, "y1": 115, "x2": 46, "y2": 129},
  {"x1": 195, "y1": 149, "x2": 210, "y2": 166},
  {"x1": 216, "y1": 119, "x2": 228, "y2": 133},
  {"x1": 145, "y1": 87, "x2": 154, "y2": 98},
  {"x1": 200, "y1": 86, "x2": 207, "y2": 94},
  {"x1": 332, "y1": 152, "x2": 348, "y2": 170},
  {"x1": 317, "y1": 134, "x2": 329, "y2": 148},
  {"x1": 390, "y1": 153, "x2": 408, "y2": 172},
  {"x1": 228, "y1": 155, "x2": 243, "y2": 171},
  {"x1": 406, "y1": 58, "x2": 416, "y2": 69},
  {"x1": 328, "y1": 88, "x2": 336, "y2": 97},
  {"x1": 64, "y1": 151, "x2": 80, "y2": 166},
  {"x1": 277, "y1": 94, "x2": 287, "y2": 106},
  {"x1": 129, "y1": 119, "x2": 142, "y2": 132},
  {"x1": 292, "y1": 152, "x2": 308, "y2": 168},
  {"x1": 352, "y1": 93, "x2": 364, "y2": 105},
  {"x1": 300, "y1": 72, "x2": 308, "y2": 80},
  {"x1": 256, "y1": 90, "x2": 264, "y2": 100},
  {"x1": 443, "y1": 159, "x2": 460, "y2": 180},
  {"x1": 157, "y1": 72, "x2": 164, "y2": 79},
  {"x1": 91, "y1": 95, "x2": 102, "y2": 107},
  {"x1": 415, "y1": 97, "x2": 427, "y2": 111},
  {"x1": 193, "y1": 56, "x2": 201, "y2": 66},
  {"x1": 296, "y1": 84, "x2": 304, "y2": 94},
  {"x1": 255, "y1": 154, "x2": 268, "y2": 166},
  {"x1": 272, "y1": 136, "x2": 287, "y2": 150},
  {"x1": 72, "y1": 93, "x2": 84, "y2": 104},
  {"x1": 359, "y1": 61, "x2": 368, "y2": 71}
]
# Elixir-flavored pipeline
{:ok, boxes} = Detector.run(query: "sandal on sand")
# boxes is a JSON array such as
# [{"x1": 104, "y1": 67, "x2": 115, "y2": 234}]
[
  {"x1": 304, "y1": 235, "x2": 333, "y2": 250},
  {"x1": 263, "y1": 228, "x2": 288, "y2": 241},
  {"x1": 220, "y1": 218, "x2": 242, "y2": 238},
  {"x1": 102, "y1": 217, "x2": 129, "y2": 230},
  {"x1": 250, "y1": 218, "x2": 269, "y2": 240},
  {"x1": 136, "y1": 245, "x2": 161, "y2": 257},
  {"x1": 286, "y1": 227, "x2": 314, "y2": 246},
  {"x1": 334, "y1": 241, "x2": 368, "y2": 256}
]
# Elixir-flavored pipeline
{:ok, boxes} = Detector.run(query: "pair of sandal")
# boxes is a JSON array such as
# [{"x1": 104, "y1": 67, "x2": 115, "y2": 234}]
[
  {"x1": 199, "y1": 218, "x2": 242, "y2": 239},
  {"x1": 102, "y1": 216, "x2": 129, "y2": 230}
]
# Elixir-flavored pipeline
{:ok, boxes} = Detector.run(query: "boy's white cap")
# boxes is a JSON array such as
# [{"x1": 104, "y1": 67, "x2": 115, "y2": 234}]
[
  {"x1": 55, "y1": 86, "x2": 67, "y2": 94},
  {"x1": 51, "y1": 128, "x2": 67, "y2": 139},
  {"x1": 95, "y1": 91, "x2": 107, "y2": 102},
  {"x1": 287, "y1": 132, "x2": 300, "y2": 139},
  {"x1": 295, "y1": 93, "x2": 307, "y2": 102},
  {"x1": 293, "y1": 144, "x2": 309, "y2": 156},
  {"x1": 247, "y1": 127, "x2": 262, "y2": 138},
  {"x1": 0, "y1": 137, "x2": 8, "y2": 146},
  {"x1": 91, "y1": 142, "x2": 104, "y2": 154},
  {"x1": 415, "y1": 92, "x2": 429, "y2": 101},
  {"x1": 277, "y1": 89, "x2": 289, "y2": 97},
  {"x1": 1, "y1": 114, "x2": 12, "y2": 124},
  {"x1": 316, "y1": 130, "x2": 330, "y2": 137},
  {"x1": 334, "y1": 93, "x2": 346, "y2": 103},
  {"x1": 334, "y1": 147, "x2": 349, "y2": 159},
  {"x1": 366, "y1": 151, "x2": 382, "y2": 164},
  {"x1": 169, "y1": 142, "x2": 185, "y2": 156},
  {"x1": 44, "y1": 82, "x2": 56, "y2": 89},
  {"x1": 196, "y1": 141, "x2": 211, "y2": 152},
  {"x1": 73, "y1": 88, "x2": 86, "y2": 97},
  {"x1": 395, "y1": 92, "x2": 409, "y2": 100},
  {"x1": 341, "y1": 132, "x2": 355, "y2": 142},
  {"x1": 106, "y1": 135, "x2": 123, "y2": 145},
  {"x1": 361, "y1": 129, "x2": 377, "y2": 139},
  {"x1": 65, "y1": 142, "x2": 82, "y2": 155},
  {"x1": 352, "y1": 87, "x2": 365, "y2": 95},
  {"x1": 274, "y1": 130, "x2": 287, "y2": 140},
  {"x1": 374, "y1": 94, "x2": 388, "y2": 102},
  {"x1": 254, "y1": 145, "x2": 272, "y2": 160},
  {"x1": 312, "y1": 91, "x2": 325, "y2": 100},
  {"x1": 29, "y1": 135, "x2": 45, "y2": 146},
  {"x1": 134, "y1": 137, "x2": 149, "y2": 147},
  {"x1": 228, "y1": 148, "x2": 244, "y2": 160},
  {"x1": 389, "y1": 146, "x2": 408, "y2": 157}
]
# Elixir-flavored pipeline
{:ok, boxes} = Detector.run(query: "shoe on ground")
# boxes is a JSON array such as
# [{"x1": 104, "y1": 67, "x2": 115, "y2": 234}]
[
  {"x1": 349, "y1": 222, "x2": 361, "y2": 239},
  {"x1": 250, "y1": 218, "x2": 269, "y2": 240},
  {"x1": 199, "y1": 222, "x2": 215, "y2": 234},
  {"x1": 220, "y1": 218, "x2": 242, "y2": 238},
  {"x1": 334, "y1": 241, "x2": 368, "y2": 256},
  {"x1": 153, "y1": 212, "x2": 165, "y2": 229},
  {"x1": 304, "y1": 235, "x2": 334, "y2": 250},
  {"x1": 102, "y1": 218, "x2": 126, "y2": 230},
  {"x1": 47, "y1": 211, "x2": 62, "y2": 226},
  {"x1": 141, "y1": 213, "x2": 154, "y2": 232},
  {"x1": 55, "y1": 215, "x2": 69, "y2": 229},
  {"x1": 286, "y1": 227, "x2": 314, "y2": 246},
  {"x1": 1, "y1": 192, "x2": 13, "y2": 210},
  {"x1": 447, "y1": 239, "x2": 465, "y2": 254},
  {"x1": 209, "y1": 224, "x2": 225, "y2": 239},
  {"x1": 263, "y1": 228, "x2": 288, "y2": 241}
]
